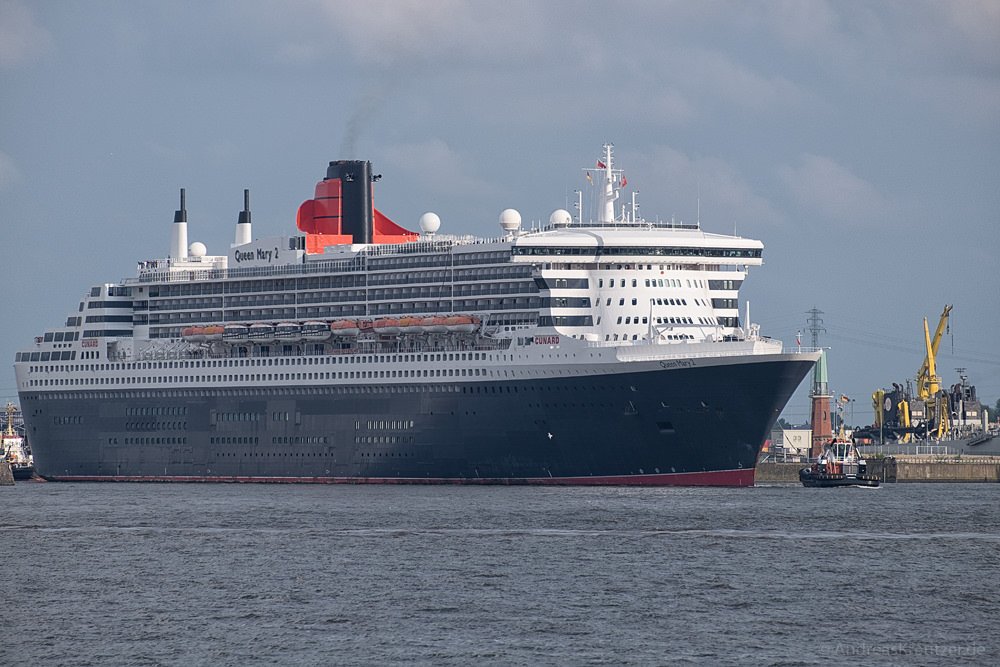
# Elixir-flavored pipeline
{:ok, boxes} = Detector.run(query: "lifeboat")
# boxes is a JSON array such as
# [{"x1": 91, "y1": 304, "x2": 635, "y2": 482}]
[
  {"x1": 248, "y1": 323, "x2": 276, "y2": 342},
  {"x1": 330, "y1": 319, "x2": 360, "y2": 337},
  {"x1": 373, "y1": 318, "x2": 401, "y2": 335},
  {"x1": 203, "y1": 325, "x2": 225, "y2": 341},
  {"x1": 398, "y1": 316, "x2": 424, "y2": 333},
  {"x1": 422, "y1": 316, "x2": 448, "y2": 334},
  {"x1": 444, "y1": 315, "x2": 478, "y2": 333},
  {"x1": 275, "y1": 322, "x2": 302, "y2": 342},
  {"x1": 181, "y1": 326, "x2": 205, "y2": 343},
  {"x1": 223, "y1": 324, "x2": 248, "y2": 342},
  {"x1": 302, "y1": 321, "x2": 331, "y2": 341}
]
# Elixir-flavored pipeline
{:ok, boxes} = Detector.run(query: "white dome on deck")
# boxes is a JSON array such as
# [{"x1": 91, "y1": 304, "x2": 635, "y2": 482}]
[
  {"x1": 419, "y1": 212, "x2": 441, "y2": 235},
  {"x1": 550, "y1": 209, "x2": 572, "y2": 227},
  {"x1": 499, "y1": 208, "x2": 522, "y2": 233},
  {"x1": 189, "y1": 242, "x2": 207, "y2": 258}
]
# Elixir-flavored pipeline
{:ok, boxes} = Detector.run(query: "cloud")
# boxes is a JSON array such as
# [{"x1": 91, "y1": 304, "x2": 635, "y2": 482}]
[
  {"x1": 283, "y1": 0, "x2": 545, "y2": 70},
  {"x1": 377, "y1": 139, "x2": 499, "y2": 198},
  {"x1": 0, "y1": 0, "x2": 53, "y2": 68},
  {"x1": 623, "y1": 145, "x2": 785, "y2": 229},
  {"x1": 0, "y1": 150, "x2": 20, "y2": 189},
  {"x1": 777, "y1": 154, "x2": 890, "y2": 224}
]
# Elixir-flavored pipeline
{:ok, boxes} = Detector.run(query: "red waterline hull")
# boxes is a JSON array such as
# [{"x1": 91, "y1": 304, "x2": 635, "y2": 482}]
[{"x1": 44, "y1": 468, "x2": 755, "y2": 487}]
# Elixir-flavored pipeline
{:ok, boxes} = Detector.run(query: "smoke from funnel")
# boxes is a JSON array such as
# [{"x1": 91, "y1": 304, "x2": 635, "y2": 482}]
[{"x1": 339, "y1": 84, "x2": 389, "y2": 158}]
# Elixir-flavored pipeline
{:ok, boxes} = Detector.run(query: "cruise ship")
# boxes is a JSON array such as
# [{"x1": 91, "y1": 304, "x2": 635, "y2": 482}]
[{"x1": 14, "y1": 145, "x2": 818, "y2": 486}]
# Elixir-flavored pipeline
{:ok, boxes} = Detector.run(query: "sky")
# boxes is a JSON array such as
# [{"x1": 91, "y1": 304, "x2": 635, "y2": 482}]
[{"x1": 2, "y1": 0, "x2": 998, "y2": 425}]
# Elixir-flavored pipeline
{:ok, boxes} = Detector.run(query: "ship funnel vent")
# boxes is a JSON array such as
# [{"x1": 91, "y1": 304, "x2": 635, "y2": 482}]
[
  {"x1": 174, "y1": 188, "x2": 187, "y2": 223},
  {"x1": 237, "y1": 189, "x2": 251, "y2": 225}
]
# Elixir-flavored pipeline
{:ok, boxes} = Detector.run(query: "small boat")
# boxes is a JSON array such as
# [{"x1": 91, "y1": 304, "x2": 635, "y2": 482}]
[
  {"x1": 2, "y1": 403, "x2": 33, "y2": 480},
  {"x1": 330, "y1": 319, "x2": 360, "y2": 337},
  {"x1": 444, "y1": 315, "x2": 479, "y2": 333},
  {"x1": 223, "y1": 324, "x2": 249, "y2": 342},
  {"x1": 373, "y1": 318, "x2": 401, "y2": 335},
  {"x1": 203, "y1": 325, "x2": 225, "y2": 341},
  {"x1": 422, "y1": 316, "x2": 448, "y2": 333},
  {"x1": 799, "y1": 438, "x2": 880, "y2": 488},
  {"x1": 248, "y1": 322, "x2": 276, "y2": 343},
  {"x1": 302, "y1": 321, "x2": 331, "y2": 340},
  {"x1": 181, "y1": 326, "x2": 206, "y2": 343},
  {"x1": 275, "y1": 322, "x2": 302, "y2": 342},
  {"x1": 398, "y1": 316, "x2": 424, "y2": 333}
]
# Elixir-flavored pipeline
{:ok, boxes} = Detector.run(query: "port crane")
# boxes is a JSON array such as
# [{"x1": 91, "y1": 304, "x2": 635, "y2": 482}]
[{"x1": 868, "y1": 305, "x2": 953, "y2": 442}]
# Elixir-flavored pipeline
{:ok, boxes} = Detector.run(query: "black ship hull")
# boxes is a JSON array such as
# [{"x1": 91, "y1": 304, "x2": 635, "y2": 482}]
[{"x1": 20, "y1": 357, "x2": 813, "y2": 486}]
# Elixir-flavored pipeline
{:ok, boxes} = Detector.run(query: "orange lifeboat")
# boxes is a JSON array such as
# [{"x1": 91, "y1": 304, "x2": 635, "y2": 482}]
[
  {"x1": 422, "y1": 316, "x2": 448, "y2": 333},
  {"x1": 330, "y1": 320, "x2": 360, "y2": 337},
  {"x1": 398, "y1": 316, "x2": 424, "y2": 333},
  {"x1": 444, "y1": 315, "x2": 478, "y2": 333},
  {"x1": 373, "y1": 318, "x2": 401, "y2": 334},
  {"x1": 203, "y1": 325, "x2": 225, "y2": 341},
  {"x1": 181, "y1": 326, "x2": 205, "y2": 343}
]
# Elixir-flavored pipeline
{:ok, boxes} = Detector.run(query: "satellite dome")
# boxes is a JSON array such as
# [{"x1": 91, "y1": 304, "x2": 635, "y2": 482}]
[
  {"x1": 189, "y1": 241, "x2": 207, "y2": 258},
  {"x1": 499, "y1": 208, "x2": 522, "y2": 233},
  {"x1": 550, "y1": 209, "x2": 572, "y2": 227},
  {"x1": 419, "y1": 212, "x2": 441, "y2": 235}
]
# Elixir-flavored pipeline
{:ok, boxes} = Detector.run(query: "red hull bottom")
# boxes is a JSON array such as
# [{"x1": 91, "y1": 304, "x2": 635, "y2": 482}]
[{"x1": 44, "y1": 468, "x2": 755, "y2": 487}]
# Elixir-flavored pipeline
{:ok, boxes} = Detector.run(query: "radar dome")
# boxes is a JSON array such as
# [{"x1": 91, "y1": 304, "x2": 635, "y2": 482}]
[
  {"x1": 419, "y1": 212, "x2": 441, "y2": 235},
  {"x1": 189, "y1": 241, "x2": 207, "y2": 258},
  {"x1": 499, "y1": 208, "x2": 522, "y2": 233},
  {"x1": 550, "y1": 209, "x2": 572, "y2": 227}
]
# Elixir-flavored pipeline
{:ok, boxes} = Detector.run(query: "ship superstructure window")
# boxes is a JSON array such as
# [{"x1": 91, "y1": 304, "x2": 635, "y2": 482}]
[{"x1": 512, "y1": 246, "x2": 761, "y2": 258}]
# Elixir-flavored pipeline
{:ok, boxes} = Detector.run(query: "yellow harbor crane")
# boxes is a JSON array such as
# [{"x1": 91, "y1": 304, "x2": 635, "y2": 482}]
[{"x1": 872, "y1": 305, "x2": 952, "y2": 441}]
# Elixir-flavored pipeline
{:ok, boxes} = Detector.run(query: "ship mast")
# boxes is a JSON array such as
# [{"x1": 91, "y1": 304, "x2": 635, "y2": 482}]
[{"x1": 597, "y1": 143, "x2": 618, "y2": 224}]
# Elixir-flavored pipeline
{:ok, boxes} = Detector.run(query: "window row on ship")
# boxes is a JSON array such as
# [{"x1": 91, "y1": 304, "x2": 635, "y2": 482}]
[
  {"x1": 26, "y1": 366, "x2": 495, "y2": 388},
  {"x1": 597, "y1": 277, "x2": 742, "y2": 291},
  {"x1": 511, "y1": 246, "x2": 762, "y2": 258},
  {"x1": 146, "y1": 297, "x2": 542, "y2": 331},
  {"x1": 143, "y1": 281, "x2": 538, "y2": 313},
  {"x1": 141, "y1": 263, "x2": 525, "y2": 299}
]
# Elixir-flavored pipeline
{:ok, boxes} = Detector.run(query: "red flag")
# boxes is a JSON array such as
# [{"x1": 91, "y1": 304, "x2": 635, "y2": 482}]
[
  {"x1": 596, "y1": 160, "x2": 606, "y2": 169},
  {"x1": 620, "y1": 175, "x2": 627, "y2": 188}
]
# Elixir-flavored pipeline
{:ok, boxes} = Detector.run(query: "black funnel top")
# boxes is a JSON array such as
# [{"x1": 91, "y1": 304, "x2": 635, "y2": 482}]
[
  {"x1": 174, "y1": 188, "x2": 187, "y2": 223},
  {"x1": 237, "y1": 189, "x2": 251, "y2": 225},
  {"x1": 326, "y1": 160, "x2": 373, "y2": 244}
]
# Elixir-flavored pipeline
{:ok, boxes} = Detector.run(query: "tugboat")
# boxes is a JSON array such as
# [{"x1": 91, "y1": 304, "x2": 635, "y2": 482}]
[
  {"x1": 1, "y1": 402, "x2": 34, "y2": 480},
  {"x1": 799, "y1": 435, "x2": 880, "y2": 488}
]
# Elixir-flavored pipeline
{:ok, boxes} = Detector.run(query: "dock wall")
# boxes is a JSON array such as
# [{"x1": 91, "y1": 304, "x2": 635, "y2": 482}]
[{"x1": 755, "y1": 457, "x2": 1000, "y2": 484}]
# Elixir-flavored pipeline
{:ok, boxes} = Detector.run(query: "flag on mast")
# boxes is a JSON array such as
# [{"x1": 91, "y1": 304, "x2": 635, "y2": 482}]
[
  {"x1": 585, "y1": 171, "x2": 593, "y2": 184},
  {"x1": 596, "y1": 160, "x2": 606, "y2": 169},
  {"x1": 620, "y1": 174, "x2": 627, "y2": 188}
]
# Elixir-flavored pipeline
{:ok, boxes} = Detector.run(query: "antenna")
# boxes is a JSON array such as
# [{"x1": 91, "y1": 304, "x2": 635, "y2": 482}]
[{"x1": 696, "y1": 181, "x2": 701, "y2": 228}]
